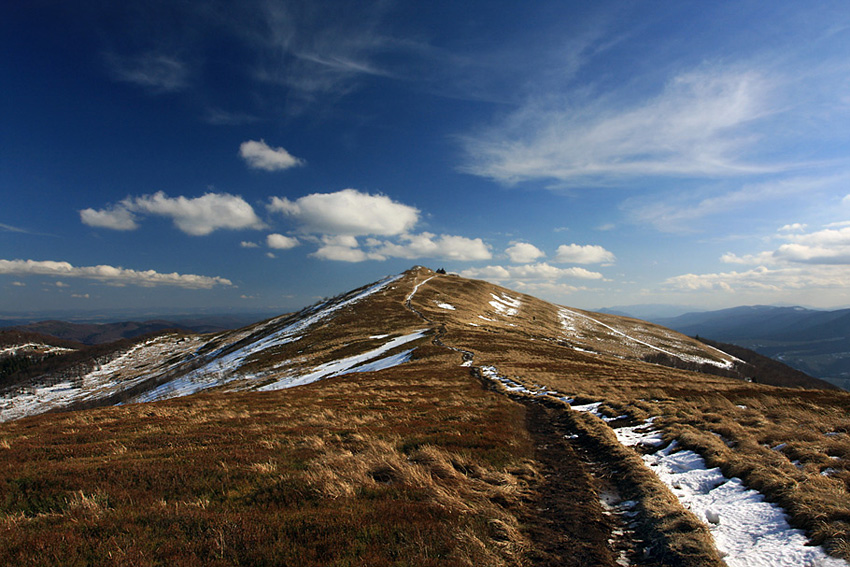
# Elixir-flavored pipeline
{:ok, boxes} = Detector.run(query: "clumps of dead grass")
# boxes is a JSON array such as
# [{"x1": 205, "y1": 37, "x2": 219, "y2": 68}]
[{"x1": 297, "y1": 435, "x2": 533, "y2": 563}]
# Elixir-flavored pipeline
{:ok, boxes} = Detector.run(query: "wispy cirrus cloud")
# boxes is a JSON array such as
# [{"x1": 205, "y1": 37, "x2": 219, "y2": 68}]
[
  {"x1": 105, "y1": 52, "x2": 189, "y2": 93},
  {"x1": 623, "y1": 174, "x2": 849, "y2": 233},
  {"x1": 460, "y1": 67, "x2": 779, "y2": 186},
  {"x1": 0, "y1": 259, "x2": 231, "y2": 289},
  {"x1": 81, "y1": 192, "x2": 265, "y2": 236}
]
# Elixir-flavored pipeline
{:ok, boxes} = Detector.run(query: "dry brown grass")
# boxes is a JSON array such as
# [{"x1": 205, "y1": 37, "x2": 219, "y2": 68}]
[
  {"x1": 444, "y1": 313, "x2": 850, "y2": 560},
  {"x1": 0, "y1": 342, "x2": 536, "y2": 566}
]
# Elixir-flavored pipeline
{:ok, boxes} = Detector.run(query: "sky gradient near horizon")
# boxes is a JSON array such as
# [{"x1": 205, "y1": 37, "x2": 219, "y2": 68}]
[{"x1": 4, "y1": 1, "x2": 850, "y2": 318}]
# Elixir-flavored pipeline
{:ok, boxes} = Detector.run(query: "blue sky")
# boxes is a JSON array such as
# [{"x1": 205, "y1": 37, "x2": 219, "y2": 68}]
[{"x1": 4, "y1": 1, "x2": 850, "y2": 318}]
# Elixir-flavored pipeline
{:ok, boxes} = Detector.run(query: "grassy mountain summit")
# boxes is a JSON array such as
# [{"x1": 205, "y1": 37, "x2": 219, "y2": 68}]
[{"x1": 0, "y1": 267, "x2": 848, "y2": 565}]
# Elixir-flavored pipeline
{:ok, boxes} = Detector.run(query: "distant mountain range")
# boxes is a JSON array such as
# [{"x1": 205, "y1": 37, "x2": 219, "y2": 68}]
[
  {"x1": 0, "y1": 315, "x2": 269, "y2": 345},
  {"x1": 650, "y1": 305, "x2": 850, "y2": 390}
]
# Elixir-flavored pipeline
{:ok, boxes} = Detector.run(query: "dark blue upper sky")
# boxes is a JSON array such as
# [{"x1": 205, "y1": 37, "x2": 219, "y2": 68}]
[{"x1": 4, "y1": 1, "x2": 850, "y2": 317}]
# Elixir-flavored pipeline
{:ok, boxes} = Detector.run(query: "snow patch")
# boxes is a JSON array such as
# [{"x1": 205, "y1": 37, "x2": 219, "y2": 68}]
[{"x1": 258, "y1": 330, "x2": 427, "y2": 392}]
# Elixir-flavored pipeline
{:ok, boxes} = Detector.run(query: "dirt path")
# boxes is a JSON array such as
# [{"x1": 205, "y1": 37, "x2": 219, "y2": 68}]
[{"x1": 402, "y1": 274, "x2": 651, "y2": 565}]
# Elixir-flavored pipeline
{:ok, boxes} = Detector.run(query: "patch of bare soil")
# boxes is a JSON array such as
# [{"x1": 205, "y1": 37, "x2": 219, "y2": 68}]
[{"x1": 518, "y1": 399, "x2": 665, "y2": 567}]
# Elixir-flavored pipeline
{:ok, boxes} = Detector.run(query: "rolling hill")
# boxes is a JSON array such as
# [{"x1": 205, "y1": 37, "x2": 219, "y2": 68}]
[
  {"x1": 0, "y1": 267, "x2": 847, "y2": 566},
  {"x1": 655, "y1": 306, "x2": 850, "y2": 390}
]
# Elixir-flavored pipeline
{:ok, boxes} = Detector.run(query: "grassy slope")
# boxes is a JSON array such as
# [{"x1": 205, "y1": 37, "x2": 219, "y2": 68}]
[
  {"x1": 0, "y1": 336, "x2": 535, "y2": 563},
  {"x1": 1, "y1": 268, "x2": 848, "y2": 564},
  {"x1": 411, "y1": 272, "x2": 850, "y2": 559}
]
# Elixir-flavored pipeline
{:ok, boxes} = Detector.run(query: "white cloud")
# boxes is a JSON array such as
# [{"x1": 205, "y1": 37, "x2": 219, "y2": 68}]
[
  {"x1": 664, "y1": 265, "x2": 850, "y2": 295},
  {"x1": 11, "y1": 281, "x2": 25, "y2": 287},
  {"x1": 55, "y1": 281, "x2": 69, "y2": 288},
  {"x1": 461, "y1": 67, "x2": 777, "y2": 185},
  {"x1": 71, "y1": 293, "x2": 90, "y2": 299},
  {"x1": 311, "y1": 236, "x2": 373, "y2": 262},
  {"x1": 722, "y1": 225, "x2": 850, "y2": 266},
  {"x1": 106, "y1": 52, "x2": 188, "y2": 93},
  {"x1": 83, "y1": 192, "x2": 265, "y2": 236},
  {"x1": 80, "y1": 205, "x2": 139, "y2": 231},
  {"x1": 624, "y1": 175, "x2": 843, "y2": 233},
  {"x1": 461, "y1": 262, "x2": 602, "y2": 282},
  {"x1": 671, "y1": 224, "x2": 850, "y2": 300},
  {"x1": 268, "y1": 189, "x2": 419, "y2": 236},
  {"x1": 369, "y1": 233, "x2": 492, "y2": 261},
  {"x1": 266, "y1": 233, "x2": 300, "y2": 250},
  {"x1": 553, "y1": 243, "x2": 615, "y2": 264},
  {"x1": 505, "y1": 242, "x2": 544, "y2": 263},
  {"x1": 0, "y1": 259, "x2": 231, "y2": 288},
  {"x1": 240, "y1": 241, "x2": 260, "y2": 248},
  {"x1": 239, "y1": 140, "x2": 304, "y2": 171},
  {"x1": 778, "y1": 223, "x2": 807, "y2": 232}
]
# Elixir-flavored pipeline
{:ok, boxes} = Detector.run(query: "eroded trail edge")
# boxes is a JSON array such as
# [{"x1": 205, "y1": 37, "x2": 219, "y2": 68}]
[{"x1": 403, "y1": 274, "x2": 718, "y2": 566}]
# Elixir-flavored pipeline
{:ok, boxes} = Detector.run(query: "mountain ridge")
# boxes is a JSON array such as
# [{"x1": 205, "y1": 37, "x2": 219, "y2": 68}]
[{"x1": 0, "y1": 267, "x2": 847, "y2": 565}]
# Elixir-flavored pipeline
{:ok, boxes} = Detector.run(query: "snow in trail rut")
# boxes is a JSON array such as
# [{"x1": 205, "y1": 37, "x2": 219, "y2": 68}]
[{"x1": 478, "y1": 366, "x2": 848, "y2": 567}]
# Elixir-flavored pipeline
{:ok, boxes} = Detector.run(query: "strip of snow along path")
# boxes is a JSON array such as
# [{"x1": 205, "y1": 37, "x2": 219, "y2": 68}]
[
  {"x1": 614, "y1": 421, "x2": 849, "y2": 567},
  {"x1": 406, "y1": 275, "x2": 435, "y2": 303},
  {"x1": 477, "y1": 365, "x2": 847, "y2": 567}
]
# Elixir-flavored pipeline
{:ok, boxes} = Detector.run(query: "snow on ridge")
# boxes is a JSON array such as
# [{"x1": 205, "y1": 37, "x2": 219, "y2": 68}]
[
  {"x1": 0, "y1": 274, "x2": 404, "y2": 420},
  {"x1": 0, "y1": 343, "x2": 76, "y2": 357},
  {"x1": 132, "y1": 274, "x2": 404, "y2": 403},
  {"x1": 489, "y1": 293, "x2": 520, "y2": 317},
  {"x1": 406, "y1": 275, "x2": 435, "y2": 303},
  {"x1": 558, "y1": 307, "x2": 735, "y2": 369},
  {"x1": 436, "y1": 302, "x2": 456, "y2": 310},
  {"x1": 0, "y1": 334, "x2": 200, "y2": 422},
  {"x1": 258, "y1": 329, "x2": 427, "y2": 392}
]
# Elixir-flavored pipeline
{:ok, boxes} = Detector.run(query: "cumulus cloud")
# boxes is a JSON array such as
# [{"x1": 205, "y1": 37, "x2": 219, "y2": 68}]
[
  {"x1": 240, "y1": 241, "x2": 260, "y2": 248},
  {"x1": 311, "y1": 236, "x2": 373, "y2": 262},
  {"x1": 266, "y1": 233, "x2": 300, "y2": 250},
  {"x1": 669, "y1": 224, "x2": 850, "y2": 298},
  {"x1": 554, "y1": 244, "x2": 615, "y2": 264},
  {"x1": 0, "y1": 259, "x2": 231, "y2": 288},
  {"x1": 268, "y1": 189, "x2": 419, "y2": 236},
  {"x1": 265, "y1": 189, "x2": 492, "y2": 263},
  {"x1": 240, "y1": 140, "x2": 304, "y2": 171},
  {"x1": 462, "y1": 67, "x2": 777, "y2": 185},
  {"x1": 82, "y1": 192, "x2": 265, "y2": 236},
  {"x1": 80, "y1": 205, "x2": 139, "y2": 231},
  {"x1": 721, "y1": 225, "x2": 850, "y2": 267},
  {"x1": 505, "y1": 242, "x2": 545, "y2": 263},
  {"x1": 307, "y1": 232, "x2": 492, "y2": 263},
  {"x1": 664, "y1": 265, "x2": 850, "y2": 295},
  {"x1": 461, "y1": 262, "x2": 602, "y2": 282},
  {"x1": 368, "y1": 233, "x2": 492, "y2": 262}
]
